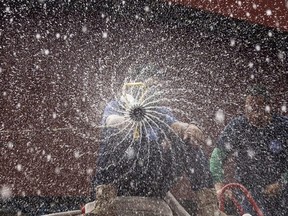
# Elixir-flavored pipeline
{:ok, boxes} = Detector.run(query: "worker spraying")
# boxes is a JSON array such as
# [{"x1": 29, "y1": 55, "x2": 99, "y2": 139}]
[{"x1": 88, "y1": 65, "x2": 222, "y2": 215}]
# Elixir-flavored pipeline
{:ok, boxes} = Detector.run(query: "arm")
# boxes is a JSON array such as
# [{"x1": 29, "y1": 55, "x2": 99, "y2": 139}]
[
  {"x1": 210, "y1": 117, "x2": 241, "y2": 193},
  {"x1": 106, "y1": 115, "x2": 126, "y2": 128},
  {"x1": 102, "y1": 100, "x2": 126, "y2": 129},
  {"x1": 171, "y1": 121, "x2": 204, "y2": 145},
  {"x1": 281, "y1": 116, "x2": 288, "y2": 187},
  {"x1": 210, "y1": 147, "x2": 228, "y2": 192},
  {"x1": 264, "y1": 116, "x2": 288, "y2": 196}
]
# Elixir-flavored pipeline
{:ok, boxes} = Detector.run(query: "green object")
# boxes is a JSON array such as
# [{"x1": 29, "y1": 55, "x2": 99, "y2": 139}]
[{"x1": 209, "y1": 148, "x2": 227, "y2": 183}]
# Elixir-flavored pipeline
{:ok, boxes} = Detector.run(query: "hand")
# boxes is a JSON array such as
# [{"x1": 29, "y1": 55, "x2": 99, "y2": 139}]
[
  {"x1": 183, "y1": 124, "x2": 204, "y2": 145},
  {"x1": 171, "y1": 122, "x2": 204, "y2": 145},
  {"x1": 106, "y1": 115, "x2": 126, "y2": 128},
  {"x1": 263, "y1": 183, "x2": 282, "y2": 197}
]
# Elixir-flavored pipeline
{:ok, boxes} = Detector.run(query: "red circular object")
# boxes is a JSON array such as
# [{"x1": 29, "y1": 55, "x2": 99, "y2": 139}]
[{"x1": 218, "y1": 183, "x2": 264, "y2": 216}]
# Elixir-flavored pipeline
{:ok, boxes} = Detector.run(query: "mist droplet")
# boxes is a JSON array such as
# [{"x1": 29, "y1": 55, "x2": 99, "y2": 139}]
[
  {"x1": 215, "y1": 109, "x2": 225, "y2": 123},
  {"x1": 102, "y1": 32, "x2": 108, "y2": 38},
  {"x1": 1, "y1": 185, "x2": 12, "y2": 199},
  {"x1": 16, "y1": 164, "x2": 22, "y2": 171},
  {"x1": 266, "y1": 9, "x2": 272, "y2": 16}
]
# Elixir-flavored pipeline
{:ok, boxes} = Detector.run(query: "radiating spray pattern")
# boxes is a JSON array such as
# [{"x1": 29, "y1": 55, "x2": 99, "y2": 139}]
[
  {"x1": 1, "y1": 1, "x2": 287, "y2": 206},
  {"x1": 96, "y1": 65, "x2": 186, "y2": 180}
]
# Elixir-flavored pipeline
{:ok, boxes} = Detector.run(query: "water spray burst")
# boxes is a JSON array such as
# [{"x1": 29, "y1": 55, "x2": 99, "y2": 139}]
[{"x1": 129, "y1": 104, "x2": 147, "y2": 122}]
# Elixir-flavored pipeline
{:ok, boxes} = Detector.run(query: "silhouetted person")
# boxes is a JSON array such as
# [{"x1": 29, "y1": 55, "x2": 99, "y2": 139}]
[
  {"x1": 91, "y1": 66, "x2": 221, "y2": 215},
  {"x1": 210, "y1": 85, "x2": 288, "y2": 216}
]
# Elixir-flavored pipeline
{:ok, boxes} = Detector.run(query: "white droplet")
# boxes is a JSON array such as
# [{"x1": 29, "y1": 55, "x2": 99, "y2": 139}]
[
  {"x1": 8, "y1": 141, "x2": 14, "y2": 149},
  {"x1": 122, "y1": 0, "x2": 125, "y2": 5},
  {"x1": 86, "y1": 168, "x2": 93, "y2": 175},
  {"x1": 278, "y1": 51, "x2": 284, "y2": 60},
  {"x1": 29, "y1": 147, "x2": 34, "y2": 153},
  {"x1": 102, "y1": 32, "x2": 108, "y2": 38},
  {"x1": 237, "y1": 1, "x2": 242, "y2": 6},
  {"x1": 36, "y1": 33, "x2": 41, "y2": 39},
  {"x1": 56, "y1": 33, "x2": 60, "y2": 38},
  {"x1": 1, "y1": 185, "x2": 12, "y2": 199},
  {"x1": 268, "y1": 31, "x2": 273, "y2": 37},
  {"x1": 63, "y1": 35, "x2": 67, "y2": 40},
  {"x1": 55, "y1": 167, "x2": 60, "y2": 174},
  {"x1": 215, "y1": 109, "x2": 225, "y2": 123},
  {"x1": 252, "y1": 3, "x2": 257, "y2": 9},
  {"x1": 251, "y1": 74, "x2": 255, "y2": 79},
  {"x1": 44, "y1": 49, "x2": 49, "y2": 55},
  {"x1": 232, "y1": 151, "x2": 239, "y2": 157},
  {"x1": 189, "y1": 168, "x2": 195, "y2": 174},
  {"x1": 3, "y1": 91, "x2": 7, "y2": 96},
  {"x1": 281, "y1": 105, "x2": 287, "y2": 112},
  {"x1": 255, "y1": 45, "x2": 261, "y2": 51},
  {"x1": 138, "y1": 160, "x2": 144, "y2": 167},
  {"x1": 47, "y1": 154, "x2": 51, "y2": 161},
  {"x1": 52, "y1": 112, "x2": 57, "y2": 119},
  {"x1": 230, "y1": 38, "x2": 236, "y2": 46},
  {"x1": 130, "y1": 181, "x2": 135, "y2": 188},
  {"x1": 266, "y1": 9, "x2": 272, "y2": 16},
  {"x1": 42, "y1": 150, "x2": 45, "y2": 155},
  {"x1": 16, "y1": 103, "x2": 21, "y2": 108},
  {"x1": 144, "y1": 6, "x2": 150, "y2": 12},
  {"x1": 37, "y1": 190, "x2": 41, "y2": 195},
  {"x1": 224, "y1": 142, "x2": 232, "y2": 150},
  {"x1": 247, "y1": 149, "x2": 255, "y2": 158},
  {"x1": 266, "y1": 57, "x2": 270, "y2": 62},
  {"x1": 101, "y1": 13, "x2": 105, "y2": 18},
  {"x1": 246, "y1": 12, "x2": 250, "y2": 17},
  {"x1": 74, "y1": 151, "x2": 80, "y2": 158},
  {"x1": 248, "y1": 62, "x2": 254, "y2": 68},
  {"x1": 126, "y1": 147, "x2": 135, "y2": 159},
  {"x1": 206, "y1": 137, "x2": 213, "y2": 146},
  {"x1": 5, "y1": 7, "x2": 10, "y2": 12},
  {"x1": 82, "y1": 25, "x2": 87, "y2": 33},
  {"x1": 16, "y1": 164, "x2": 22, "y2": 171},
  {"x1": 265, "y1": 105, "x2": 271, "y2": 113}
]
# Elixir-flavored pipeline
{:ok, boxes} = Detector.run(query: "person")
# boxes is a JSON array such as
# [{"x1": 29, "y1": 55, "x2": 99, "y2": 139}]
[
  {"x1": 210, "y1": 85, "x2": 288, "y2": 216},
  {"x1": 172, "y1": 120, "x2": 220, "y2": 215},
  {"x1": 92, "y1": 66, "x2": 221, "y2": 215}
]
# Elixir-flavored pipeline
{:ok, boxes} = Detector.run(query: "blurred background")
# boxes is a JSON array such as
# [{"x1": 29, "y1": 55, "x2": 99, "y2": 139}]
[{"x1": 0, "y1": 0, "x2": 287, "y2": 214}]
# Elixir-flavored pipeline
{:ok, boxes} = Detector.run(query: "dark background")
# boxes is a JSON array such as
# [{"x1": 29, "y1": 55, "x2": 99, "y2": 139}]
[{"x1": 0, "y1": 0, "x2": 287, "y2": 213}]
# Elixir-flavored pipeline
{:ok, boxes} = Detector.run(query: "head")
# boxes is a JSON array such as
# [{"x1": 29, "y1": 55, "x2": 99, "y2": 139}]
[
  {"x1": 126, "y1": 64, "x2": 165, "y2": 87},
  {"x1": 120, "y1": 64, "x2": 165, "y2": 106},
  {"x1": 244, "y1": 85, "x2": 272, "y2": 127}
]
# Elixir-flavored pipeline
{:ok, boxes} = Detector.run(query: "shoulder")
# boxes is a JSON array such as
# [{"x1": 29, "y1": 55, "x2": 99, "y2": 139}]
[
  {"x1": 272, "y1": 115, "x2": 288, "y2": 128},
  {"x1": 103, "y1": 100, "x2": 122, "y2": 118},
  {"x1": 158, "y1": 107, "x2": 173, "y2": 115},
  {"x1": 156, "y1": 106, "x2": 177, "y2": 124},
  {"x1": 106, "y1": 100, "x2": 119, "y2": 108}
]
